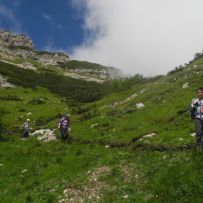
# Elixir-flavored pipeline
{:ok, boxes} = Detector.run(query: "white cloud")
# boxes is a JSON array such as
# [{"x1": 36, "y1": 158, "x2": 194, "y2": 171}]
[
  {"x1": 71, "y1": 0, "x2": 203, "y2": 76},
  {"x1": 0, "y1": 1, "x2": 22, "y2": 32},
  {"x1": 42, "y1": 13, "x2": 53, "y2": 21},
  {"x1": 42, "y1": 13, "x2": 64, "y2": 32}
]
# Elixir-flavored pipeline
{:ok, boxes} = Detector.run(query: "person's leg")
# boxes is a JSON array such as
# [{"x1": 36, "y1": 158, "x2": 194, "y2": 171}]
[
  {"x1": 60, "y1": 128, "x2": 64, "y2": 140},
  {"x1": 195, "y1": 118, "x2": 203, "y2": 149},
  {"x1": 200, "y1": 120, "x2": 203, "y2": 148},
  {"x1": 60, "y1": 128, "x2": 67, "y2": 141},
  {"x1": 64, "y1": 128, "x2": 68, "y2": 141},
  {"x1": 23, "y1": 130, "x2": 28, "y2": 138}
]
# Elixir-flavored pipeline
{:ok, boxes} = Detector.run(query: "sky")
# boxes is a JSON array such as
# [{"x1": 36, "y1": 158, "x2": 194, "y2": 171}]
[{"x1": 0, "y1": 0, "x2": 203, "y2": 76}]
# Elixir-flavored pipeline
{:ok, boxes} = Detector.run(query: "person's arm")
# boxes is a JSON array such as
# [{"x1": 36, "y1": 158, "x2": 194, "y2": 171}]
[
  {"x1": 191, "y1": 98, "x2": 199, "y2": 108},
  {"x1": 190, "y1": 98, "x2": 198, "y2": 119},
  {"x1": 58, "y1": 119, "x2": 61, "y2": 128}
]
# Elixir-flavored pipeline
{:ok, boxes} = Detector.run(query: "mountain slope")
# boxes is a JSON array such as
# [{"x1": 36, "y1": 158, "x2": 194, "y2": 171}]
[
  {"x1": 1, "y1": 31, "x2": 203, "y2": 202},
  {"x1": 0, "y1": 60, "x2": 112, "y2": 103},
  {"x1": 0, "y1": 31, "x2": 123, "y2": 83}
]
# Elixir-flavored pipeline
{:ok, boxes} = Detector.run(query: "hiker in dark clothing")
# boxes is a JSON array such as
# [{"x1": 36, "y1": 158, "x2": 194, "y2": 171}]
[
  {"x1": 58, "y1": 115, "x2": 70, "y2": 141},
  {"x1": 190, "y1": 87, "x2": 203, "y2": 151},
  {"x1": 22, "y1": 119, "x2": 30, "y2": 138}
]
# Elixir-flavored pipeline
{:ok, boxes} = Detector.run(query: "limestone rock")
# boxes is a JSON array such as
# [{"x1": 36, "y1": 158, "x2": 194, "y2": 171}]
[
  {"x1": 0, "y1": 31, "x2": 34, "y2": 49},
  {"x1": 143, "y1": 133, "x2": 156, "y2": 138},
  {"x1": 0, "y1": 74, "x2": 15, "y2": 88},
  {"x1": 136, "y1": 103, "x2": 145, "y2": 109},
  {"x1": 31, "y1": 129, "x2": 56, "y2": 142},
  {"x1": 183, "y1": 82, "x2": 189, "y2": 88}
]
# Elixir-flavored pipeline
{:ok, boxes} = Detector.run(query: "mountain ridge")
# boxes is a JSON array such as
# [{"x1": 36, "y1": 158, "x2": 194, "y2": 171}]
[{"x1": 0, "y1": 31, "x2": 123, "y2": 82}]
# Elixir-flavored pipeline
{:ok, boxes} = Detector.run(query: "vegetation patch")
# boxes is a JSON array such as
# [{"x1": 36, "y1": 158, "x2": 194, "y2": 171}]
[
  {"x1": 0, "y1": 95, "x2": 23, "y2": 101},
  {"x1": 0, "y1": 61, "x2": 112, "y2": 103}
]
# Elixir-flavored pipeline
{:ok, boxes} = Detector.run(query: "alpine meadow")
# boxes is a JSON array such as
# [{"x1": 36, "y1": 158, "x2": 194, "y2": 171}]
[{"x1": 0, "y1": 31, "x2": 203, "y2": 203}]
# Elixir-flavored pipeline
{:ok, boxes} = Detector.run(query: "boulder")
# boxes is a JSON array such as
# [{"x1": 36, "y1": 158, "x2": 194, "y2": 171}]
[
  {"x1": 143, "y1": 133, "x2": 156, "y2": 138},
  {"x1": 183, "y1": 82, "x2": 189, "y2": 89},
  {"x1": 31, "y1": 129, "x2": 56, "y2": 142},
  {"x1": 136, "y1": 103, "x2": 145, "y2": 109}
]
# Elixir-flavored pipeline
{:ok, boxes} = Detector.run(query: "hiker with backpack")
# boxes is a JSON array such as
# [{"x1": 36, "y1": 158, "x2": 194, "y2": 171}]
[
  {"x1": 190, "y1": 87, "x2": 203, "y2": 151},
  {"x1": 21, "y1": 119, "x2": 30, "y2": 138},
  {"x1": 58, "y1": 114, "x2": 70, "y2": 141}
]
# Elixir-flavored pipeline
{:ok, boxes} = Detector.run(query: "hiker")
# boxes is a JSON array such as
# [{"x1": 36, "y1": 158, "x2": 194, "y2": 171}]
[
  {"x1": 190, "y1": 87, "x2": 203, "y2": 151},
  {"x1": 58, "y1": 114, "x2": 70, "y2": 141},
  {"x1": 22, "y1": 119, "x2": 30, "y2": 138}
]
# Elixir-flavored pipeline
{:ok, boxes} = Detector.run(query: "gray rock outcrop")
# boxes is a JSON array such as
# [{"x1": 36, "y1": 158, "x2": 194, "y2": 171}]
[
  {"x1": 0, "y1": 31, "x2": 34, "y2": 49},
  {"x1": 0, "y1": 74, "x2": 15, "y2": 88},
  {"x1": 0, "y1": 31, "x2": 123, "y2": 82},
  {"x1": 31, "y1": 129, "x2": 56, "y2": 142}
]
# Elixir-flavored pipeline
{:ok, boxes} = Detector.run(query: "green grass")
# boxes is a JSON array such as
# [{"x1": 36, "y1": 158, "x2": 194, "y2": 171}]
[
  {"x1": 1, "y1": 52, "x2": 203, "y2": 202},
  {"x1": 58, "y1": 60, "x2": 109, "y2": 71},
  {"x1": 0, "y1": 138, "x2": 203, "y2": 202},
  {"x1": 0, "y1": 87, "x2": 67, "y2": 136}
]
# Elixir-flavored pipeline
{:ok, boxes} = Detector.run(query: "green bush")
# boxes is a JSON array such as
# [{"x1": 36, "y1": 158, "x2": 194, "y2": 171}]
[
  {"x1": 58, "y1": 60, "x2": 106, "y2": 70},
  {"x1": 35, "y1": 114, "x2": 60, "y2": 126},
  {"x1": 28, "y1": 97, "x2": 47, "y2": 105},
  {"x1": 0, "y1": 95, "x2": 23, "y2": 101}
]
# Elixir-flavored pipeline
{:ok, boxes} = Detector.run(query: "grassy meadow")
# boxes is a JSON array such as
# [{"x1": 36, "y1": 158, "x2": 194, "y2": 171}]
[{"x1": 0, "y1": 55, "x2": 203, "y2": 202}]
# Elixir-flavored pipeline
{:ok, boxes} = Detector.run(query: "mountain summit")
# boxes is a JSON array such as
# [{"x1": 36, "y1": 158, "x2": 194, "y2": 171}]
[
  {"x1": 0, "y1": 31, "x2": 34, "y2": 49},
  {"x1": 0, "y1": 31, "x2": 123, "y2": 82}
]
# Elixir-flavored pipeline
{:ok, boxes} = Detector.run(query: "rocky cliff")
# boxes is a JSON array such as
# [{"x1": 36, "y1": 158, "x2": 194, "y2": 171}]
[
  {"x1": 0, "y1": 31, "x2": 123, "y2": 82},
  {"x1": 0, "y1": 31, "x2": 70, "y2": 65},
  {"x1": 0, "y1": 31, "x2": 34, "y2": 48}
]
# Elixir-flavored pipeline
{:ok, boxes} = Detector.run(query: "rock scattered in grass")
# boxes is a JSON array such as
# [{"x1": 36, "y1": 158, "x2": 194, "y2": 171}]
[
  {"x1": 31, "y1": 129, "x2": 56, "y2": 142},
  {"x1": 22, "y1": 169, "x2": 27, "y2": 173},
  {"x1": 143, "y1": 133, "x2": 156, "y2": 138},
  {"x1": 123, "y1": 195, "x2": 129, "y2": 199},
  {"x1": 140, "y1": 89, "x2": 146, "y2": 94},
  {"x1": 90, "y1": 123, "x2": 99, "y2": 128},
  {"x1": 136, "y1": 103, "x2": 145, "y2": 109},
  {"x1": 59, "y1": 166, "x2": 111, "y2": 203},
  {"x1": 49, "y1": 189, "x2": 56, "y2": 193},
  {"x1": 190, "y1": 133, "x2": 196, "y2": 137},
  {"x1": 183, "y1": 82, "x2": 189, "y2": 88},
  {"x1": 63, "y1": 189, "x2": 68, "y2": 195},
  {"x1": 87, "y1": 171, "x2": 91, "y2": 175}
]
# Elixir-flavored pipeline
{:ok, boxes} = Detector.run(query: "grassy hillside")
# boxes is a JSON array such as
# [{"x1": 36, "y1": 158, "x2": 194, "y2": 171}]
[
  {"x1": 71, "y1": 61, "x2": 203, "y2": 148},
  {"x1": 0, "y1": 61, "x2": 113, "y2": 103},
  {"x1": 58, "y1": 60, "x2": 109, "y2": 71},
  {"x1": 1, "y1": 55, "x2": 203, "y2": 202},
  {"x1": 0, "y1": 87, "x2": 67, "y2": 137},
  {"x1": 1, "y1": 139, "x2": 203, "y2": 203}
]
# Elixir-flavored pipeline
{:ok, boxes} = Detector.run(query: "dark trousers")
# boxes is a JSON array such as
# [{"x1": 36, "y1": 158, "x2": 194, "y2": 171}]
[
  {"x1": 23, "y1": 130, "x2": 29, "y2": 138},
  {"x1": 194, "y1": 118, "x2": 203, "y2": 148},
  {"x1": 60, "y1": 127, "x2": 68, "y2": 141}
]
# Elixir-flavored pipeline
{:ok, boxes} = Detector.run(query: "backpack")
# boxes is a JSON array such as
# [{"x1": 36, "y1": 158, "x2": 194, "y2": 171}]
[
  {"x1": 60, "y1": 117, "x2": 69, "y2": 128},
  {"x1": 23, "y1": 122, "x2": 29, "y2": 130},
  {"x1": 190, "y1": 106, "x2": 196, "y2": 119}
]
